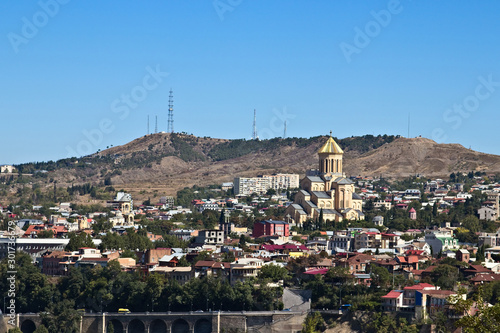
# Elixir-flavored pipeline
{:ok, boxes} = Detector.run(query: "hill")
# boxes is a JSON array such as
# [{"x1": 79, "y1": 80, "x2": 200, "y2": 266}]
[{"x1": 11, "y1": 133, "x2": 500, "y2": 202}]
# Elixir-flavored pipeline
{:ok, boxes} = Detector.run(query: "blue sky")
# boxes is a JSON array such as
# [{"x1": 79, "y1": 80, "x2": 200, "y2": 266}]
[{"x1": 1, "y1": 1, "x2": 500, "y2": 164}]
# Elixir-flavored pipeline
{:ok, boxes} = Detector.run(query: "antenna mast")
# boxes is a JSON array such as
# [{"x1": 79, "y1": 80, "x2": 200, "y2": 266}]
[
  {"x1": 283, "y1": 120, "x2": 287, "y2": 138},
  {"x1": 252, "y1": 109, "x2": 257, "y2": 140},
  {"x1": 168, "y1": 89, "x2": 174, "y2": 133},
  {"x1": 408, "y1": 113, "x2": 410, "y2": 138},
  {"x1": 147, "y1": 115, "x2": 150, "y2": 135},
  {"x1": 155, "y1": 115, "x2": 158, "y2": 134}
]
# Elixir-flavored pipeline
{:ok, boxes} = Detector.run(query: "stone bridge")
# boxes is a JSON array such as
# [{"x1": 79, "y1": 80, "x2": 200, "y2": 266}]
[{"x1": 15, "y1": 311, "x2": 307, "y2": 333}]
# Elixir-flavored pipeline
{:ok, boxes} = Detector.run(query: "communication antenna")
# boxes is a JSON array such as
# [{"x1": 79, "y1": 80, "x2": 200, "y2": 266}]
[
  {"x1": 168, "y1": 89, "x2": 174, "y2": 133},
  {"x1": 408, "y1": 113, "x2": 410, "y2": 138},
  {"x1": 155, "y1": 115, "x2": 158, "y2": 134},
  {"x1": 252, "y1": 109, "x2": 257, "y2": 140},
  {"x1": 283, "y1": 120, "x2": 287, "y2": 138},
  {"x1": 147, "y1": 115, "x2": 150, "y2": 135}
]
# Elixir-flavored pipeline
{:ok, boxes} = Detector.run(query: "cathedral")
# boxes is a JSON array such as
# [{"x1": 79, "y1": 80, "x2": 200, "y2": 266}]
[{"x1": 286, "y1": 134, "x2": 364, "y2": 225}]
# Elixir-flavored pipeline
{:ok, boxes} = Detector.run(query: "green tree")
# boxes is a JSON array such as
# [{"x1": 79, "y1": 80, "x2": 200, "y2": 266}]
[
  {"x1": 33, "y1": 325, "x2": 50, "y2": 333},
  {"x1": 302, "y1": 312, "x2": 324, "y2": 333},
  {"x1": 431, "y1": 264, "x2": 459, "y2": 290},
  {"x1": 65, "y1": 232, "x2": 95, "y2": 251},
  {"x1": 258, "y1": 264, "x2": 290, "y2": 283},
  {"x1": 8, "y1": 328, "x2": 22, "y2": 333},
  {"x1": 453, "y1": 288, "x2": 500, "y2": 333},
  {"x1": 40, "y1": 299, "x2": 81, "y2": 333},
  {"x1": 370, "y1": 265, "x2": 391, "y2": 290}
]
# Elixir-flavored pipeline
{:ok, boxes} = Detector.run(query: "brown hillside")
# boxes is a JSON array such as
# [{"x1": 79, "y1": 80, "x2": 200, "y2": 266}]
[
  {"x1": 344, "y1": 137, "x2": 500, "y2": 179},
  {"x1": 25, "y1": 134, "x2": 500, "y2": 203}
]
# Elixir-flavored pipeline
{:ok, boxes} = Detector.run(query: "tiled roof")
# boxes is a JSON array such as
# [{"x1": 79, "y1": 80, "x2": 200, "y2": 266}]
[
  {"x1": 306, "y1": 176, "x2": 323, "y2": 183},
  {"x1": 312, "y1": 191, "x2": 330, "y2": 199},
  {"x1": 303, "y1": 268, "x2": 329, "y2": 275},
  {"x1": 382, "y1": 291, "x2": 402, "y2": 299}
]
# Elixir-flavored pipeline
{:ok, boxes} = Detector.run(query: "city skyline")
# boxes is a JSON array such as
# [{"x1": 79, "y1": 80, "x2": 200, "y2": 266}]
[{"x1": 1, "y1": 1, "x2": 500, "y2": 164}]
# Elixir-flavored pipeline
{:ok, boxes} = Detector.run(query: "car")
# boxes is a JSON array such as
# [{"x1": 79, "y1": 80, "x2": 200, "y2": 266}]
[{"x1": 118, "y1": 308, "x2": 131, "y2": 314}]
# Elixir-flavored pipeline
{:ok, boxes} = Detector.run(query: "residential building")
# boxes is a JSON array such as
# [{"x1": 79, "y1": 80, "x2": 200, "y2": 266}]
[
  {"x1": 159, "y1": 196, "x2": 175, "y2": 208},
  {"x1": 234, "y1": 177, "x2": 270, "y2": 196},
  {"x1": 373, "y1": 215, "x2": 384, "y2": 226},
  {"x1": 328, "y1": 234, "x2": 354, "y2": 253},
  {"x1": 194, "y1": 260, "x2": 230, "y2": 279},
  {"x1": 194, "y1": 230, "x2": 225, "y2": 246},
  {"x1": 0, "y1": 165, "x2": 15, "y2": 173},
  {"x1": 230, "y1": 258, "x2": 263, "y2": 285},
  {"x1": 478, "y1": 206, "x2": 497, "y2": 221},
  {"x1": 253, "y1": 220, "x2": 290, "y2": 238},
  {"x1": 262, "y1": 173, "x2": 300, "y2": 191},
  {"x1": 424, "y1": 229, "x2": 459, "y2": 256}
]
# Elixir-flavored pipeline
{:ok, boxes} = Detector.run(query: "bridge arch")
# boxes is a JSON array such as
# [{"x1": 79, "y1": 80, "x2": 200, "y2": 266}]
[
  {"x1": 128, "y1": 319, "x2": 145, "y2": 333},
  {"x1": 171, "y1": 318, "x2": 190, "y2": 333},
  {"x1": 108, "y1": 319, "x2": 124, "y2": 333},
  {"x1": 20, "y1": 319, "x2": 37, "y2": 333},
  {"x1": 194, "y1": 318, "x2": 212, "y2": 333},
  {"x1": 149, "y1": 319, "x2": 167, "y2": 333}
]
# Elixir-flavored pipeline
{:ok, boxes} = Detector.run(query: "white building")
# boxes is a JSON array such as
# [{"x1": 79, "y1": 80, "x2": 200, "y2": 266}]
[
  {"x1": 234, "y1": 177, "x2": 270, "y2": 195},
  {"x1": 424, "y1": 230, "x2": 459, "y2": 256},
  {"x1": 262, "y1": 173, "x2": 300, "y2": 191},
  {"x1": 0, "y1": 165, "x2": 15, "y2": 173}
]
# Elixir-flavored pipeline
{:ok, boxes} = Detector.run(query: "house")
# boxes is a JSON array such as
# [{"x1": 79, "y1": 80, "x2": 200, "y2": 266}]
[
  {"x1": 230, "y1": 258, "x2": 264, "y2": 285},
  {"x1": 424, "y1": 229, "x2": 459, "y2": 256},
  {"x1": 194, "y1": 230, "x2": 225, "y2": 247},
  {"x1": 144, "y1": 248, "x2": 172, "y2": 264},
  {"x1": 478, "y1": 206, "x2": 497, "y2": 221},
  {"x1": 372, "y1": 215, "x2": 384, "y2": 226},
  {"x1": 395, "y1": 255, "x2": 419, "y2": 271},
  {"x1": 382, "y1": 291, "x2": 403, "y2": 311},
  {"x1": 41, "y1": 250, "x2": 73, "y2": 276},
  {"x1": 151, "y1": 266, "x2": 192, "y2": 284},
  {"x1": 354, "y1": 232, "x2": 381, "y2": 250},
  {"x1": 194, "y1": 260, "x2": 230, "y2": 279},
  {"x1": 253, "y1": 220, "x2": 290, "y2": 238},
  {"x1": 456, "y1": 249, "x2": 470, "y2": 263},
  {"x1": 329, "y1": 234, "x2": 354, "y2": 253},
  {"x1": 416, "y1": 289, "x2": 463, "y2": 321},
  {"x1": 337, "y1": 253, "x2": 374, "y2": 274}
]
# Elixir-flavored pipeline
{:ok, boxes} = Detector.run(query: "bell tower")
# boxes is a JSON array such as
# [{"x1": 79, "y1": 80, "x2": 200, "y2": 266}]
[{"x1": 318, "y1": 131, "x2": 343, "y2": 176}]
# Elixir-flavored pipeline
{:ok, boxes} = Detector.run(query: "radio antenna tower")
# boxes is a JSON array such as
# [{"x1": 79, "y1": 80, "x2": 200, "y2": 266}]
[
  {"x1": 167, "y1": 89, "x2": 174, "y2": 133},
  {"x1": 147, "y1": 115, "x2": 150, "y2": 135},
  {"x1": 283, "y1": 120, "x2": 287, "y2": 138},
  {"x1": 155, "y1": 115, "x2": 158, "y2": 134},
  {"x1": 408, "y1": 113, "x2": 410, "y2": 138},
  {"x1": 252, "y1": 109, "x2": 257, "y2": 140}
]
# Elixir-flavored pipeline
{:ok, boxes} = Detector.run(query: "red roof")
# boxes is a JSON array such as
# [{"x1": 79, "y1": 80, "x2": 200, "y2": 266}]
[
  {"x1": 382, "y1": 291, "x2": 402, "y2": 298},
  {"x1": 466, "y1": 265, "x2": 492, "y2": 273},
  {"x1": 404, "y1": 283, "x2": 434, "y2": 290},
  {"x1": 303, "y1": 268, "x2": 329, "y2": 275}
]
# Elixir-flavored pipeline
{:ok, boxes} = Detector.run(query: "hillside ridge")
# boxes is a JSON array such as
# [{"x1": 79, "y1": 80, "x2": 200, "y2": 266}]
[{"x1": 12, "y1": 134, "x2": 500, "y2": 199}]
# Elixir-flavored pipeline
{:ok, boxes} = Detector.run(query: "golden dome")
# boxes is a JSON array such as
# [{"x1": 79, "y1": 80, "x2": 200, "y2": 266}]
[{"x1": 318, "y1": 135, "x2": 343, "y2": 154}]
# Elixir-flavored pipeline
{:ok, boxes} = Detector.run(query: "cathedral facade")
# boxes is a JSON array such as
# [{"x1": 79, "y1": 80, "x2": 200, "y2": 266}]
[{"x1": 286, "y1": 135, "x2": 364, "y2": 225}]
